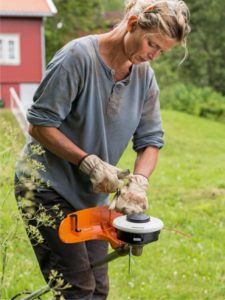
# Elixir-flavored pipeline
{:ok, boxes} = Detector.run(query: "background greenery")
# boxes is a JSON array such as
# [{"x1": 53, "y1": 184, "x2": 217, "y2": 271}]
[{"x1": 0, "y1": 110, "x2": 224, "y2": 299}]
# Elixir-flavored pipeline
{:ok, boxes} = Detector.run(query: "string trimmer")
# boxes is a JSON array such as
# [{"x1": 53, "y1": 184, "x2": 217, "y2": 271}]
[
  {"x1": 59, "y1": 206, "x2": 164, "y2": 271},
  {"x1": 12, "y1": 204, "x2": 163, "y2": 299}
]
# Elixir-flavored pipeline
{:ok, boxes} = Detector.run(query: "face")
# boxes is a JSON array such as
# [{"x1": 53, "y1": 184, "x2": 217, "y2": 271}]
[{"x1": 123, "y1": 18, "x2": 178, "y2": 64}]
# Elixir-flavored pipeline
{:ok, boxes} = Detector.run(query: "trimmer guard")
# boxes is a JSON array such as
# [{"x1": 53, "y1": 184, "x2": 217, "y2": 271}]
[{"x1": 59, "y1": 206, "x2": 125, "y2": 249}]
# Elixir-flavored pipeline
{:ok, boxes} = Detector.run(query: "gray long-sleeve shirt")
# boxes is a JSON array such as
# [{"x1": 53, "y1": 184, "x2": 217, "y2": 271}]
[{"x1": 16, "y1": 35, "x2": 164, "y2": 210}]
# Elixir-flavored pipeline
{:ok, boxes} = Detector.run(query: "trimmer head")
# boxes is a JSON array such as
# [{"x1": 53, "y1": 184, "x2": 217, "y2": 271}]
[
  {"x1": 113, "y1": 213, "x2": 164, "y2": 234},
  {"x1": 113, "y1": 213, "x2": 164, "y2": 256}
]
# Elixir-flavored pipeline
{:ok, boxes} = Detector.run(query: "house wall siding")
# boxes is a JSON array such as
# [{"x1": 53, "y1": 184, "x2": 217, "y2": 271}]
[
  {"x1": 0, "y1": 17, "x2": 43, "y2": 107},
  {"x1": 0, "y1": 17, "x2": 43, "y2": 82}
]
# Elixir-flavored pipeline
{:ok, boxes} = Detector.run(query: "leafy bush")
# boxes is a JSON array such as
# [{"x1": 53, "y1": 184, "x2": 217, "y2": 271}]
[
  {"x1": 160, "y1": 83, "x2": 225, "y2": 122},
  {"x1": 0, "y1": 99, "x2": 4, "y2": 108}
]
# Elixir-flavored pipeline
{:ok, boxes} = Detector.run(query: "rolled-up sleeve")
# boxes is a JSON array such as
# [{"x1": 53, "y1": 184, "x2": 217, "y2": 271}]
[
  {"x1": 27, "y1": 59, "x2": 79, "y2": 128},
  {"x1": 132, "y1": 75, "x2": 164, "y2": 151}
]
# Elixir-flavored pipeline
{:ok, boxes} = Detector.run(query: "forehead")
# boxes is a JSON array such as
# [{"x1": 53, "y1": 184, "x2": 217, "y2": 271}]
[{"x1": 144, "y1": 31, "x2": 178, "y2": 51}]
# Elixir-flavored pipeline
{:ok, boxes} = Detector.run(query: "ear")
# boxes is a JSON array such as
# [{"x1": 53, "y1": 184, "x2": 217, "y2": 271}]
[{"x1": 126, "y1": 15, "x2": 138, "y2": 33}]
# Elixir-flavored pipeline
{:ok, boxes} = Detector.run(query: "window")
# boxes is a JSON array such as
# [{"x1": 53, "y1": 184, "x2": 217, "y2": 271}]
[{"x1": 0, "y1": 34, "x2": 20, "y2": 65}]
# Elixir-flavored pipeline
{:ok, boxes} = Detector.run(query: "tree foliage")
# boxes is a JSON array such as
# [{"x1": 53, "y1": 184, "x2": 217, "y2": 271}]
[
  {"x1": 182, "y1": 0, "x2": 225, "y2": 94},
  {"x1": 140, "y1": 0, "x2": 225, "y2": 96},
  {"x1": 45, "y1": 0, "x2": 105, "y2": 63}
]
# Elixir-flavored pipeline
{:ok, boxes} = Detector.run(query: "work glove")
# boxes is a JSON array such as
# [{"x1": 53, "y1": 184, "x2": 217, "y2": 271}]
[
  {"x1": 79, "y1": 154, "x2": 130, "y2": 193},
  {"x1": 109, "y1": 174, "x2": 149, "y2": 215}
]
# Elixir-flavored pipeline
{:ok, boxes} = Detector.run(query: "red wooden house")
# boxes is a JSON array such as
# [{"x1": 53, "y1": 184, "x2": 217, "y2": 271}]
[{"x1": 0, "y1": 0, "x2": 57, "y2": 109}]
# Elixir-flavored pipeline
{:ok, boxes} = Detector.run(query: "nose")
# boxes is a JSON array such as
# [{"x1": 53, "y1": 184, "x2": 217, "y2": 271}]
[{"x1": 148, "y1": 49, "x2": 161, "y2": 61}]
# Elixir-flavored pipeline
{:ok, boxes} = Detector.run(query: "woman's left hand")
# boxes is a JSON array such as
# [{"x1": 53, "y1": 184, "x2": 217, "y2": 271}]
[{"x1": 109, "y1": 174, "x2": 149, "y2": 214}]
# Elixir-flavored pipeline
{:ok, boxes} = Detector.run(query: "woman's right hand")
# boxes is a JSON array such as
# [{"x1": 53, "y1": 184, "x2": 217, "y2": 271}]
[{"x1": 79, "y1": 154, "x2": 130, "y2": 193}]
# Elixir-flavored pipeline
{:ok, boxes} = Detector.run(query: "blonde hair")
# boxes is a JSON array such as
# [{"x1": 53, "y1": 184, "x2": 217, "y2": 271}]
[{"x1": 124, "y1": 0, "x2": 191, "y2": 62}]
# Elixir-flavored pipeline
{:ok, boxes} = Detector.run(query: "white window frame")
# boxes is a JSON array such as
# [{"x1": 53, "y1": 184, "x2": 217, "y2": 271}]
[{"x1": 0, "y1": 34, "x2": 20, "y2": 65}]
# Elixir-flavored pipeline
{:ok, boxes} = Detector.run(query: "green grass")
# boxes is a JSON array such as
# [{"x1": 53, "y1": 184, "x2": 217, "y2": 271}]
[{"x1": 0, "y1": 109, "x2": 225, "y2": 299}]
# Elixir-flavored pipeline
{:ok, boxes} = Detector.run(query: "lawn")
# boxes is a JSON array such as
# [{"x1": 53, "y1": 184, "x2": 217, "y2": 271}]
[{"x1": 0, "y1": 109, "x2": 224, "y2": 299}]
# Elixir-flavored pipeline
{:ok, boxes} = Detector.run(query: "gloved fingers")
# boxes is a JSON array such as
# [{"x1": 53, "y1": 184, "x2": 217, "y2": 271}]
[
  {"x1": 92, "y1": 180, "x2": 118, "y2": 193},
  {"x1": 111, "y1": 190, "x2": 149, "y2": 214},
  {"x1": 114, "y1": 203, "x2": 144, "y2": 215},
  {"x1": 129, "y1": 174, "x2": 149, "y2": 190},
  {"x1": 79, "y1": 154, "x2": 100, "y2": 174},
  {"x1": 109, "y1": 199, "x2": 116, "y2": 210},
  {"x1": 109, "y1": 189, "x2": 121, "y2": 210},
  {"x1": 128, "y1": 193, "x2": 148, "y2": 211},
  {"x1": 117, "y1": 178, "x2": 126, "y2": 190},
  {"x1": 117, "y1": 169, "x2": 130, "y2": 180},
  {"x1": 79, "y1": 154, "x2": 132, "y2": 194},
  {"x1": 92, "y1": 175, "x2": 125, "y2": 193},
  {"x1": 111, "y1": 202, "x2": 147, "y2": 214}
]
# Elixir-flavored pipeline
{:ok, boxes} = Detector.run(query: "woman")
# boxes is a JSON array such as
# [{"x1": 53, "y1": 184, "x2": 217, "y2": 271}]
[{"x1": 15, "y1": 0, "x2": 190, "y2": 298}]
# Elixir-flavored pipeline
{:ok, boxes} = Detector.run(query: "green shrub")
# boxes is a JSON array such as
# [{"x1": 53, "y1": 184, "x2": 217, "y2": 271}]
[
  {"x1": 160, "y1": 83, "x2": 225, "y2": 122},
  {"x1": 0, "y1": 99, "x2": 4, "y2": 108}
]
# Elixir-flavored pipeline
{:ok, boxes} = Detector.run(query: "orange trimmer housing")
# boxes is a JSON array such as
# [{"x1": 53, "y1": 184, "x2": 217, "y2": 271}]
[{"x1": 59, "y1": 206, "x2": 125, "y2": 249}]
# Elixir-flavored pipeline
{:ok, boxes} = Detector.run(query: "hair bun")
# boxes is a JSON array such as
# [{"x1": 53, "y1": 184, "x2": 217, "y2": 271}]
[{"x1": 125, "y1": 0, "x2": 137, "y2": 13}]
